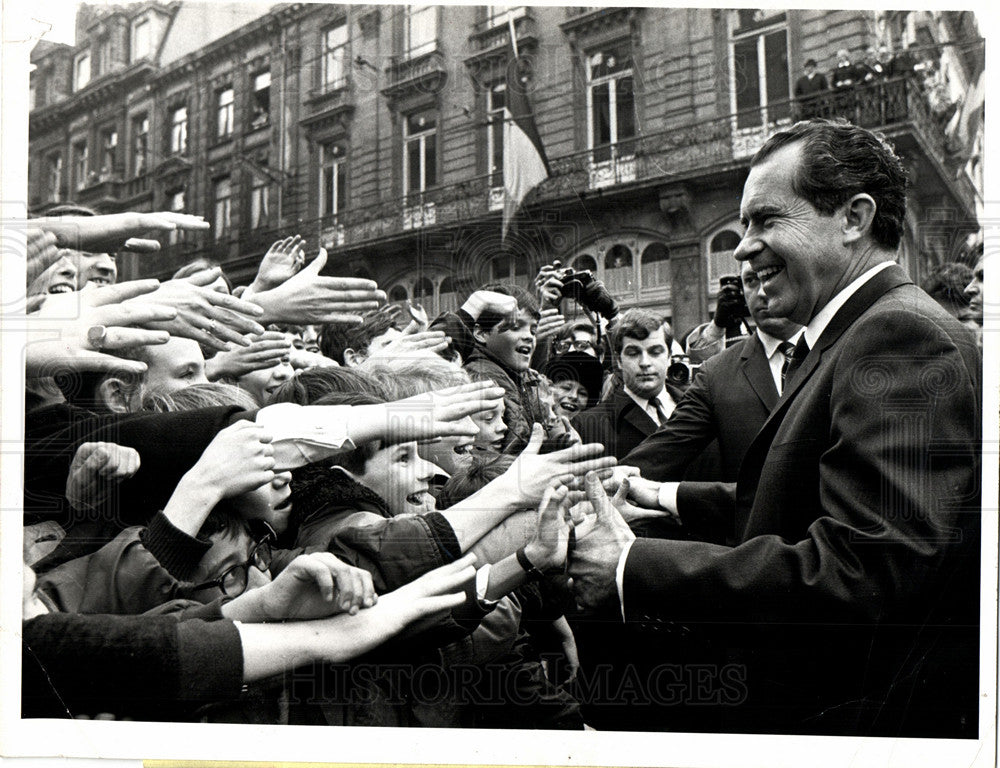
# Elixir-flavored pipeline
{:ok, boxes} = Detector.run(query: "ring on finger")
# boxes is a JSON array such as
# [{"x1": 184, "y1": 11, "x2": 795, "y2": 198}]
[{"x1": 87, "y1": 325, "x2": 108, "y2": 350}]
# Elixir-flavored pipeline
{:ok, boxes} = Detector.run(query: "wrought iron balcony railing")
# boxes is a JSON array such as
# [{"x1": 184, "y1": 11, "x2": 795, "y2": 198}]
[{"x1": 311, "y1": 75, "x2": 967, "y2": 251}]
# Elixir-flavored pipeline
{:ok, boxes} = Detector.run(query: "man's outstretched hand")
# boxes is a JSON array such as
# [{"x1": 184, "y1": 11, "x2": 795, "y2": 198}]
[
  {"x1": 35, "y1": 212, "x2": 210, "y2": 253},
  {"x1": 568, "y1": 471, "x2": 636, "y2": 614},
  {"x1": 245, "y1": 248, "x2": 385, "y2": 325}
]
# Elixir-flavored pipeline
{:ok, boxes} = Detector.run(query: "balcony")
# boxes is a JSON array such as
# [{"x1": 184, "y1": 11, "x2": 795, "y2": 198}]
[
  {"x1": 382, "y1": 49, "x2": 447, "y2": 104},
  {"x1": 302, "y1": 78, "x2": 355, "y2": 132},
  {"x1": 314, "y1": 76, "x2": 976, "y2": 253},
  {"x1": 466, "y1": 11, "x2": 539, "y2": 67}
]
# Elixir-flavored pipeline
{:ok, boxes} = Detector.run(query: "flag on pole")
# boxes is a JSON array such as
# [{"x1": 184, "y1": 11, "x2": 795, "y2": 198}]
[{"x1": 502, "y1": 24, "x2": 550, "y2": 241}]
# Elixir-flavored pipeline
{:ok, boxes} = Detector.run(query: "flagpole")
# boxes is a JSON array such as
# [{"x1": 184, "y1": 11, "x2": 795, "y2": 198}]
[
  {"x1": 504, "y1": 7, "x2": 516, "y2": 243},
  {"x1": 507, "y1": 7, "x2": 518, "y2": 58}
]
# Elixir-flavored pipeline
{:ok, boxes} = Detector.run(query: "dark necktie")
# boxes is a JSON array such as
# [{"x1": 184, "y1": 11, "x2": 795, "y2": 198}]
[
  {"x1": 649, "y1": 397, "x2": 667, "y2": 426},
  {"x1": 780, "y1": 336, "x2": 810, "y2": 392}
]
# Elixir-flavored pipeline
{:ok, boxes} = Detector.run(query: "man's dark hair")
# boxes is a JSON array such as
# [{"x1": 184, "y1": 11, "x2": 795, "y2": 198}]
[
  {"x1": 319, "y1": 309, "x2": 398, "y2": 365},
  {"x1": 473, "y1": 282, "x2": 540, "y2": 331},
  {"x1": 608, "y1": 308, "x2": 667, "y2": 355},
  {"x1": 751, "y1": 118, "x2": 907, "y2": 251},
  {"x1": 554, "y1": 320, "x2": 597, "y2": 344},
  {"x1": 804, "y1": 58, "x2": 817, "y2": 67}
]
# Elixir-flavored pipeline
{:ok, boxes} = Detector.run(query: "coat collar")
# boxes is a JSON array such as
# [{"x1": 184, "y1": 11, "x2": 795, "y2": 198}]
[
  {"x1": 615, "y1": 388, "x2": 657, "y2": 436},
  {"x1": 777, "y1": 263, "x2": 911, "y2": 408},
  {"x1": 738, "y1": 334, "x2": 780, "y2": 410},
  {"x1": 742, "y1": 263, "x2": 911, "y2": 465}
]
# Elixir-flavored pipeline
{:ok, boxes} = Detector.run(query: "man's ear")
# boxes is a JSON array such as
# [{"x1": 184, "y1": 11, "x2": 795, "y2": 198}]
[
  {"x1": 98, "y1": 377, "x2": 132, "y2": 414},
  {"x1": 842, "y1": 193, "x2": 877, "y2": 245},
  {"x1": 472, "y1": 325, "x2": 489, "y2": 345},
  {"x1": 342, "y1": 348, "x2": 365, "y2": 368}
]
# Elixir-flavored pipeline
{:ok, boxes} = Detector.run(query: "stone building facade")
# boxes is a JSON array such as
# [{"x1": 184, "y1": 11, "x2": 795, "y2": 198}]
[{"x1": 28, "y1": 4, "x2": 983, "y2": 335}]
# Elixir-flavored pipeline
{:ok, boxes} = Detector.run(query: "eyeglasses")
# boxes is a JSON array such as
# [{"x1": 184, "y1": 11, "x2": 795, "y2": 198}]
[
  {"x1": 554, "y1": 339, "x2": 596, "y2": 353},
  {"x1": 190, "y1": 528, "x2": 274, "y2": 598}
]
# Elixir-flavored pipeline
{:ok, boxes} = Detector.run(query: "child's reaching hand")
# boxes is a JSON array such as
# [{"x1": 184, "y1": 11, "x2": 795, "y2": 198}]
[
  {"x1": 223, "y1": 552, "x2": 377, "y2": 623},
  {"x1": 185, "y1": 421, "x2": 277, "y2": 502},
  {"x1": 64, "y1": 442, "x2": 141, "y2": 513}
]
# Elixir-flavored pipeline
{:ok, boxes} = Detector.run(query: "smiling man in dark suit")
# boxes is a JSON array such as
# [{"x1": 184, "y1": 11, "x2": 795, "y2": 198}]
[{"x1": 569, "y1": 119, "x2": 982, "y2": 737}]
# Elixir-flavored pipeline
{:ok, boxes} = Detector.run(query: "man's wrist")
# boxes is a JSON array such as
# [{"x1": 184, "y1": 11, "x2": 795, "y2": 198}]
[
  {"x1": 344, "y1": 403, "x2": 383, "y2": 446},
  {"x1": 523, "y1": 540, "x2": 555, "y2": 573},
  {"x1": 518, "y1": 543, "x2": 548, "y2": 579}
]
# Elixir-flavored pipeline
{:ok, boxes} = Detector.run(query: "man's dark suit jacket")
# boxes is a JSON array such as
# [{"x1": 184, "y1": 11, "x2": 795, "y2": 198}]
[
  {"x1": 573, "y1": 383, "x2": 686, "y2": 460},
  {"x1": 623, "y1": 333, "x2": 777, "y2": 484},
  {"x1": 622, "y1": 265, "x2": 982, "y2": 737}
]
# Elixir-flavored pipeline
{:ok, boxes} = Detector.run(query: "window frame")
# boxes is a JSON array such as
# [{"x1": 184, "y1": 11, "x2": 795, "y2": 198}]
[
  {"x1": 72, "y1": 140, "x2": 88, "y2": 190},
  {"x1": 216, "y1": 86, "x2": 235, "y2": 140},
  {"x1": 250, "y1": 70, "x2": 271, "y2": 129},
  {"x1": 319, "y1": 141, "x2": 348, "y2": 218},
  {"x1": 213, "y1": 177, "x2": 232, "y2": 241},
  {"x1": 727, "y1": 11, "x2": 791, "y2": 130},
  {"x1": 321, "y1": 19, "x2": 349, "y2": 91},
  {"x1": 486, "y1": 82, "x2": 506, "y2": 189},
  {"x1": 169, "y1": 105, "x2": 188, "y2": 155},
  {"x1": 484, "y1": 6, "x2": 526, "y2": 29},
  {"x1": 167, "y1": 189, "x2": 186, "y2": 244},
  {"x1": 47, "y1": 152, "x2": 63, "y2": 203},
  {"x1": 404, "y1": 5, "x2": 437, "y2": 60},
  {"x1": 99, "y1": 126, "x2": 118, "y2": 179},
  {"x1": 403, "y1": 110, "x2": 438, "y2": 196},
  {"x1": 74, "y1": 51, "x2": 91, "y2": 91},
  {"x1": 249, "y1": 173, "x2": 270, "y2": 230},
  {"x1": 585, "y1": 41, "x2": 637, "y2": 162},
  {"x1": 131, "y1": 114, "x2": 149, "y2": 177},
  {"x1": 132, "y1": 17, "x2": 151, "y2": 61}
]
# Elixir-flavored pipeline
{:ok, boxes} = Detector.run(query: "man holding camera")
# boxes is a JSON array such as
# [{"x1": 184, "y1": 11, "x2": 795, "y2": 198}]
[
  {"x1": 684, "y1": 274, "x2": 756, "y2": 364},
  {"x1": 623, "y1": 262, "x2": 801, "y2": 484},
  {"x1": 573, "y1": 309, "x2": 686, "y2": 461}
]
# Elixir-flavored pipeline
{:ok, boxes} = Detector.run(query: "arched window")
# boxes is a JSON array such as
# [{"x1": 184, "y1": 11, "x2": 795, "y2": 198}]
[
  {"x1": 707, "y1": 229, "x2": 742, "y2": 291},
  {"x1": 572, "y1": 254, "x2": 597, "y2": 272},
  {"x1": 438, "y1": 276, "x2": 458, "y2": 313},
  {"x1": 640, "y1": 242, "x2": 670, "y2": 292},
  {"x1": 490, "y1": 254, "x2": 531, "y2": 288},
  {"x1": 388, "y1": 284, "x2": 408, "y2": 303},
  {"x1": 603, "y1": 244, "x2": 633, "y2": 295},
  {"x1": 413, "y1": 276, "x2": 434, "y2": 307}
]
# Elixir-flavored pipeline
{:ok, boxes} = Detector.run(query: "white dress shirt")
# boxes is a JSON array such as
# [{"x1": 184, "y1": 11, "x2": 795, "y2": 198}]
[
  {"x1": 758, "y1": 328, "x2": 805, "y2": 395},
  {"x1": 254, "y1": 403, "x2": 356, "y2": 470},
  {"x1": 625, "y1": 386, "x2": 676, "y2": 426}
]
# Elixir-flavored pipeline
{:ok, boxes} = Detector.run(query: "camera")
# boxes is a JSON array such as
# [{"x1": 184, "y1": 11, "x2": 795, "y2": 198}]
[
  {"x1": 556, "y1": 267, "x2": 595, "y2": 302},
  {"x1": 666, "y1": 354, "x2": 700, "y2": 386},
  {"x1": 554, "y1": 266, "x2": 619, "y2": 319},
  {"x1": 718, "y1": 274, "x2": 751, "y2": 319}
]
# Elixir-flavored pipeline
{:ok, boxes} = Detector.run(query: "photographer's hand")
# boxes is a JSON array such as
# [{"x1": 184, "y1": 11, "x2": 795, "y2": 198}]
[
  {"x1": 534, "y1": 264, "x2": 565, "y2": 308},
  {"x1": 713, "y1": 284, "x2": 745, "y2": 330},
  {"x1": 582, "y1": 278, "x2": 619, "y2": 320}
]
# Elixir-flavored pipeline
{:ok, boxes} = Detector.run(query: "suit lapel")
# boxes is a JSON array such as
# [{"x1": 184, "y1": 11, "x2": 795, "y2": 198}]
[
  {"x1": 740, "y1": 335, "x2": 779, "y2": 411},
  {"x1": 736, "y1": 264, "x2": 913, "y2": 525},
  {"x1": 617, "y1": 390, "x2": 656, "y2": 437}
]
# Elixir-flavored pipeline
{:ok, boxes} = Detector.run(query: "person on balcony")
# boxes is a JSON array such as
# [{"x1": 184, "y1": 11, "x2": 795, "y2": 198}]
[{"x1": 793, "y1": 58, "x2": 828, "y2": 120}]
